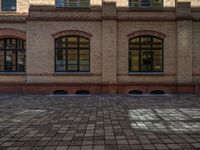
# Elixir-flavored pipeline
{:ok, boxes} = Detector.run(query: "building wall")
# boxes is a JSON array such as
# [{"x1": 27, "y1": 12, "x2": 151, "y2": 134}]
[{"x1": 0, "y1": 0, "x2": 199, "y2": 94}]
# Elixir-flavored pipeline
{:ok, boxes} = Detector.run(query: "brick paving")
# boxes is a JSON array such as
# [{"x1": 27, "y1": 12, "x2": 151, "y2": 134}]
[{"x1": 0, "y1": 94, "x2": 200, "y2": 150}]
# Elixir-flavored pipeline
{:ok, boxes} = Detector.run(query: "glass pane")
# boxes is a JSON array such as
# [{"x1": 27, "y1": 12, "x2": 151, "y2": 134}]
[
  {"x1": 79, "y1": 37, "x2": 89, "y2": 48},
  {"x1": 129, "y1": 0, "x2": 139, "y2": 7},
  {"x1": 129, "y1": 50, "x2": 139, "y2": 71},
  {"x1": 67, "y1": 65, "x2": 78, "y2": 71},
  {"x1": 140, "y1": 0, "x2": 150, "y2": 7},
  {"x1": 0, "y1": 40, "x2": 5, "y2": 49},
  {"x1": 153, "y1": 50, "x2": 162, "y2": 71},
  {"x1": 68, "y1": 49, "x2": 78, "y2": 55},
  {"x1": 17, "y1": 39, "x2": 25, "y2": 49},
  {"x1": 6, "y1": 39, "x2": 16, "y2": 49},
  {"x1": 68, "y1": 0, "x2": 79, "y2": 7},
  {"x1": 67, "y1": 37, "x2": 78, "y2": 48},
  {"x1": 17, "y1": 51, "x2": 25, "y2": 71},
  {"x1": 79, "y1": 54, "x2": 89, "y2": 60},
  {"x1": 2, "y1": 0, "x2": 16, "y2": 11},
  {"x1": 56, "y1": 49, "x2": 66, "y2": 70},
  {"x1": 56, "y1": 37, "x2": 66, "y2": 48},
  {"x1": 5, "y1": 51, "x2": 16, "y2": 71},
  {"x1": 56, "y1": 0, "x2": 65, "y2": 7},
  {"x1": 79, "y1": 49, "x2": 89, "y2": 55},
  {"x1": 79, "y1": 65, "x2": 89, "y2": 71},
  {"x1": 0, "y1": 51, "x2": 4, "y2": 71},
  {"x1": 80, "y1": 60, "x2": 89, "y2": 65},
  {"x1": 152, "y1": 38, "x2": 163, "y2": 49},
  {"x1": 141, "y1": 50, "x2": 153, "y2": 71},
  {"x1": 141, "y1": 37, "x2": 151, "y2": 49},
  {"x1": 79, "y1": 0, "x2": 90, "y2": 7}
]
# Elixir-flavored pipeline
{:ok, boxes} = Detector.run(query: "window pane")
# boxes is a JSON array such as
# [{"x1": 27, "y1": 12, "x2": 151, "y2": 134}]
[
  {"x1": 2, "y1": 0, "x2": 16, "y2": 11},
  {"x1": 79, "y1": 0, "x2": 90, "y2": 7},
  {"x1": 56, "y1": 0, "x2": 65, "y2": 7},
  {"x1": 0, "y1": 40, "x2": 5, "y2": 49},
  {"x1": 79, "y1": 54, "x2": 89, "y2": 60},
  {"x1": 5, "y1": 51, "x2": 16, "y2": 71},
  {"x1": 79, "y1": 37, "x2": 89, "y2": 48},
  {"x1": 6, "y1": 39, "x2": 16, "y2": 49},
  {"x1": 80, "y1": 60, "x2": 89, "y2": 65},
  {"x1": 129, "y1": 50, "x2": 139, "y2": 71},
  {"x1": 79, "y1": 65, "x2": 89, "y2": 71},
  {"x1": 141, "y1": 37, "x2": 151, "y2": 49},
  {"x1": 55, "y1": 37, "x2": 66, "y2": 48},
  {"x1": 0, "y1": 51, "x2": 4, "y2": 71},
  {"x1": 17, "y1": 51, "x2": 25, "y2": 71},
  {"x1": 67, "y1": 65, "x2": 78, "y2": 71},
  {"x1": 67, "y1": 37, "x2": 78, "y2": 48},
  {"x1": 152, "y1": 38, "x2": 163, "y2": 49},
  {"x1": 79, "y1": 49, "x2": 89, "y2": 55},
  {"x1": 153, "y1": 50, "x2": 162, "y2": 71},
  {"x1": 140, "y1": 0, "x2": 150, "y2": 7},
  {"x1": 56, "y1": 49, "x2": 66, "y2": 71},
  {"x1": 141, "y1": 50, "x2": 153, "y2": 71}
]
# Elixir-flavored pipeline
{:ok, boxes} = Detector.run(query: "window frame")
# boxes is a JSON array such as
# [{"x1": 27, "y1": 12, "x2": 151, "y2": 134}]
[
  {"x1": 0, "y1": 38, "x2": 26, "y2": 72},
  {"x1": 55, "y1": 0, "x2": 90, "y2": 8},
  {"x1": 128, "y1": 36, "x2": 164, "y2": 73},
  {"x1": 129, "y1": 0, "x2": 163, "y2": 9},
  {"x1": 54, "y1": 36, "x2": 90, "y2": 73},
  {"x1": 1, "y1": 0, "x2": 17, "y2": 11}
]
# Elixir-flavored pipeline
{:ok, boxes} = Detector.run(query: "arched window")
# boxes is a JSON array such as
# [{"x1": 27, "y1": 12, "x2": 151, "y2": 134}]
[
  {"x1": 55, "y1": 36, "x2": 90, "y2": 72},
  {"x1": 0, "y1": 38, "x2": 25, "y2": 72},
  {"x1": 129, "y1": 36, "x2": 163, "y2": 72}
]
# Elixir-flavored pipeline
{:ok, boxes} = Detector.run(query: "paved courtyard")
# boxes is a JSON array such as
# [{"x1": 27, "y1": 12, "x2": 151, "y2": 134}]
[{"x1": 0, "y1": 94, "x2": 200, "y2": 150}]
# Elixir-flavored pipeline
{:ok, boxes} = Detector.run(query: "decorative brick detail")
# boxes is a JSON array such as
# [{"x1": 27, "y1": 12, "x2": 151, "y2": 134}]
[
  {"x1": 127, "y1": 30, "x2": 166, "y2": 39},
  {"x1": 0, "y1": 28, "x2": 26, "y2": 40},
  {"x1": 52, "y1": 30, "x2": 92, "y2": 39}
]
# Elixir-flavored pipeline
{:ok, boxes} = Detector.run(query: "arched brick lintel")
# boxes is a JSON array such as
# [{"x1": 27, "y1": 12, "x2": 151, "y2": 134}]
[
  {"x1": 52, "y1": 30, "x2": 92, "y2": 39},
  {"x1": 127, "y1": 30, "x2": 166, "y2": 39},
  {"x1": 0, "y1": 28, "x2": 26, "y2": 40}
]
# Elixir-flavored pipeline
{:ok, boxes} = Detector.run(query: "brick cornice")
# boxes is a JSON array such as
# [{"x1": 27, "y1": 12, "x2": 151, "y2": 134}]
[
  {"x1": 0, "y1": 28, "x2": 26, "y2": 40},
  {"x1": 127, "y1": 30, "x2": 166, "y2": 39},
  {"x1": 52, "y1": 30, "x2": 92, "y2": 39}
]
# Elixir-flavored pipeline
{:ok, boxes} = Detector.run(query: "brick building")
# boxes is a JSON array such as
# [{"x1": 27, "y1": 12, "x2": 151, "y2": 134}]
[{"x1": 0, "y1": 0, "x2": 199, "y2": 94}]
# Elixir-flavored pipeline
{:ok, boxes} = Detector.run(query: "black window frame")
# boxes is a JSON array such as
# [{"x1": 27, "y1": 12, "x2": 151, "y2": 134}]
[
  {"x1": 55, "y1": 35, "x2": 90, "y2": 72},
  {"x1": 0, "y1": 38, "x2": 26, "y2": 72},
  {"x1": 1, "y1": 0, "x2": 17, "y2": 11},
  {"x1": 129, "y1": 36, "x2": 164, "y2": 73}
]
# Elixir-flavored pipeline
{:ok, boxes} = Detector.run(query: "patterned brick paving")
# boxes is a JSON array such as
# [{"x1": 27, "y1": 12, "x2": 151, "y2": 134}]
[{"x1": 0, "y1": 94, "x2": 200, "y2": 150}]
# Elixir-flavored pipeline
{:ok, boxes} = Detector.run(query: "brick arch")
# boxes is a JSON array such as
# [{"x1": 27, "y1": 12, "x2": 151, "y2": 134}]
[
  {"x1": 127, "y1": 30, "x2": 166, "y2": 39},
  {"x1": 0, "y1": 28, "x2": 26, "y2": 40},
  {"x1": 52, "y1": 30, "x2": 92, "y2": 39}
]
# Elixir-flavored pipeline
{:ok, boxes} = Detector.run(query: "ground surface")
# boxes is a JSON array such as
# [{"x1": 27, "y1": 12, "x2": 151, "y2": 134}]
[{"x1": 0, "y1": 94, "x2": 200, "y2": 150}]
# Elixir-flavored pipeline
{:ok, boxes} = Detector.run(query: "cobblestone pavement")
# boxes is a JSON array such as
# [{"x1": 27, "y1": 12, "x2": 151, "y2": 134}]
[{"x1": 0, "y1": 94, "x2": 200, "y2": 150}]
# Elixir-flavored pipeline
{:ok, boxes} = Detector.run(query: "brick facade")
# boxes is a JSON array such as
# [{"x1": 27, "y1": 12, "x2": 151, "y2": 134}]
[{"x1": 0, "y1": 0, "x2": 199, "y2": 95}]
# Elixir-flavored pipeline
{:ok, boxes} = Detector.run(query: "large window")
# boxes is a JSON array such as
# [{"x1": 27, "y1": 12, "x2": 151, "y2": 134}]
[
  {"x1": 55, "y1": 36, "x2": 90, "y2": 72},
  {"x1": 2, "y1": 0, "x2": 16, "y2": 11},
  {"x1": 0, "y1": 38, "x2": 25, "y2": 72},
  {"x1": 129, "y1": 0, "x2": 163, "y2": 8},
  {"x1": 129, "y1": 36, "x2": 163, "y2": 72},
  {"x1": 56, "y1": 0, "x2": 90, "y2": 8}
]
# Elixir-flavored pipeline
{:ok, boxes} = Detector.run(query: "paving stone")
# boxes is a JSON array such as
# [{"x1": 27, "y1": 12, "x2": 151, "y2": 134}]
[{"x1": 0, "y1": 95, "x2": 200, "y2": 150}]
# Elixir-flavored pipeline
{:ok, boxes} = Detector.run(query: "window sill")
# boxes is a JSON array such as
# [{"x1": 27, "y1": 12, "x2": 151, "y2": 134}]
[
  {"x1": 54, "y1": 72, "x2": 92, "y2": 76},
  {"x1": 128, "y1": 7, "x2": 163, "y2": 12},
  {"x1": 128, "y1": 72, "x2": 165, "y2": 76},
  {"x1": 0, "y1": 72, "x2": 26, "y2": 75}
]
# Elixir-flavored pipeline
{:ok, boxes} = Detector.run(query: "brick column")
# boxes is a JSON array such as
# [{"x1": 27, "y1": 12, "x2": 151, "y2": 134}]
[
  {"x1": 102, "y1": 1, "x2": 117, "y2": 93},
  {"x1": 176, "y1": 1, "x2": 193, "y2": 84}
]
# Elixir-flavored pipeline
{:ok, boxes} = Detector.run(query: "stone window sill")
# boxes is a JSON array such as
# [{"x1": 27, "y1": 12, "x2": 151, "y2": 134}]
[
  {"x1": 128, "y1": 72, "x2": 165, "y2": 76},
  {"x1": 0, "y1": 72, "x2": 26, "y2": 75},
  {"x1": 53, "y1": 72, "x2": 92, "y2": 76}
]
